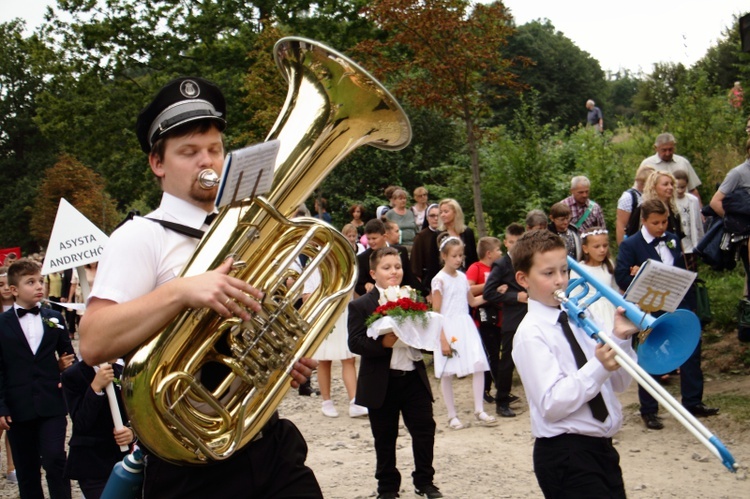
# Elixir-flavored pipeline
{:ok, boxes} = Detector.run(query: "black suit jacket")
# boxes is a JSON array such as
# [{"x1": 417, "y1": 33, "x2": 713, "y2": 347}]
[
  {"x1": 355, "y1": 244, "x2": 418, "y2": 296},
  {"x1": 483, "y1": 254, "x2": 528, "y2": 333},
  {"x1": 62, "y1": 361, "x2": 129, "y2": 479},
  {"x1": 0, "y1": 307, "x2": 74, "y2": 421},
  {"x1": 347, "y1": 288, "x2": 432, "y2": 409},
  {"x1": 615, "y1": 230, "x2": 695, "y2": 310}
]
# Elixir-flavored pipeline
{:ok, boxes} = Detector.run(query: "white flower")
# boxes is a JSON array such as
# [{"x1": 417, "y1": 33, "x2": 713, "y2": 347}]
[
  {"x1": 50, "y1": 318, "x2": 59, "y2": 324},
  {"x1": 397, "y1": 286, "x2": 415, "y2": 300}
]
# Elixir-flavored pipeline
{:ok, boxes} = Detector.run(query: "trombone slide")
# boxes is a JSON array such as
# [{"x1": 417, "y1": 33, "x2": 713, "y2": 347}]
[{"x1": 555, "y1": 289, "x2": 738, "y2": 472}]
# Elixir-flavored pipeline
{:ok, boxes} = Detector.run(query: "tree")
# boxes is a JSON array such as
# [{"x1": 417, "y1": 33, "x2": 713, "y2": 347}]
[
  {"x1": 0, "y1": 20, "x2": 59, "y2": 251},
  {"x1": 30, "y1": 154, "x2": 120, "y2": 245},
  {"x1": 354, "y1": 0, "x2": 525, "y2": 236},
  {"x1": 493, "y1": 20, "x2": 606, "y2": 130}
]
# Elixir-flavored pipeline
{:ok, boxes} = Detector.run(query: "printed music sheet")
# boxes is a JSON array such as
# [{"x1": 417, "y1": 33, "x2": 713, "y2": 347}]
[
  {"x1": 622, "y1": 259, "x2": 696, "y2": 313},
  {"x1": 215, "y1": 140, "x2": 280, "y2": 208}
]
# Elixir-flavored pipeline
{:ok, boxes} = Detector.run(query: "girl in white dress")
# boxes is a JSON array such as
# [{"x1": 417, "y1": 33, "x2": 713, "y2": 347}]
[
  {"x1": 570, "y1": 227, "x2": 618, "y2": 334},
  {"x1": 432, "y1": 236, "x2": 496, "y2": 429}
]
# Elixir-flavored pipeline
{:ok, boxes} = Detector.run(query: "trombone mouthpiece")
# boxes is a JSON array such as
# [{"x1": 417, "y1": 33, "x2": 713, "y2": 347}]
[
  {"x1": 198, "y1": 169, "x2": 220, "y2": 189},
  {"x1": 554, "y1": 290, "x2": 567, "y2": 303}
]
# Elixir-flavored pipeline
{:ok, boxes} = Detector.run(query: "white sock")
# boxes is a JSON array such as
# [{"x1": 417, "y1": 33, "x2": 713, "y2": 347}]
[
  {"x1": 441, "y1": 375, "x2": 456, "y2": 419},
  {"x1": 473, "y1": 371, "x2": 485, "y2": 413}
]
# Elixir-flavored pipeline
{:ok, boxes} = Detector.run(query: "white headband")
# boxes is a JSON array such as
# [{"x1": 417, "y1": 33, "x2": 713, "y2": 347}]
[
  {"x1": 581, "y1": 229, "x2": 608, "y2": 239},
  {"x1": 439, "y1": 236, "x2": 461, "y2": 251}
]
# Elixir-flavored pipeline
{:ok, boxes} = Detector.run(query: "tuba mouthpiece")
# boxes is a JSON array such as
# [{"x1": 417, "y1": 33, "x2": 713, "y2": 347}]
[{"x1": 198, "y1": 169, "x2": 220, "y2": 189}]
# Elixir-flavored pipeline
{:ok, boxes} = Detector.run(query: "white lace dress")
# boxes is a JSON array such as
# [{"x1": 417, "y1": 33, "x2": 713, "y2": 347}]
[{"x1": 431, "y1": 270, "x2": 489, "y2": 378}]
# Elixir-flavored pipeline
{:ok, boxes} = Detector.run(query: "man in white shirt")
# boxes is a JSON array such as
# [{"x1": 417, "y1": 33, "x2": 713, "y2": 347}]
[
  {"x1": 79, "y1": 76, "x2": 321, "y2": 498},
  {"x1": 640, "y1": 132, "x2": 702, "y2": 202}
]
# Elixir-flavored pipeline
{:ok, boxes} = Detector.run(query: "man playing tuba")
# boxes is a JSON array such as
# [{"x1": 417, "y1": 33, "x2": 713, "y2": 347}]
[{"x1": 79, "y1": 77, "x2": 322, "y2": 498}]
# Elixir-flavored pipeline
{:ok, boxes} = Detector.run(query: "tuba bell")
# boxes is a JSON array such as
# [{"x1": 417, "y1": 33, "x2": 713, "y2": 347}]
[{"x1": 122, "y1": 37, "x2": 412, "y2": 464}]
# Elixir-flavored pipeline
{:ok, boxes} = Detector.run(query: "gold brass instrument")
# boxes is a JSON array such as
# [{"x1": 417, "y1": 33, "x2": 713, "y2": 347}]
[
  {"x1": 559, "y1": 257, "x2": 737, "y2": 472},
  {"x1": 122, "y1": 37, "x2": 412, "y2": 464}
]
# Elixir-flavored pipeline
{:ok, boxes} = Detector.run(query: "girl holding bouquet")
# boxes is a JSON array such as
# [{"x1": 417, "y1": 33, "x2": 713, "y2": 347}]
[{"x1": 432, "y1": 235, "x2": 497, "y2": 429}]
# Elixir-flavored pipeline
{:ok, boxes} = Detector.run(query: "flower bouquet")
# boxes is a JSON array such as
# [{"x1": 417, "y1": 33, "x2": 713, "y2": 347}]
[{"x1": 366, "y1": 286, "x2": 443, "y2": 351}]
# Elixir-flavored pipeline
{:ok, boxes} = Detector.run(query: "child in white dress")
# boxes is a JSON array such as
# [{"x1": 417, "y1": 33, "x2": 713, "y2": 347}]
[
  {"x1": 570, "y1": 227, "x2": 618, "y2": 334},
  {"x1": 432, "y1": 236, "x2": 496, "y2": 429}
]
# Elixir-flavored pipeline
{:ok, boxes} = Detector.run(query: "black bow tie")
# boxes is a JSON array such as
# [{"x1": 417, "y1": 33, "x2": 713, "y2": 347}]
[
  {"x1": 17, "y1": 306, "x2": 40, "y2": 318},
  {"x1": 204, "y1": 212, "x2": 218, "y2": 226},
  {"x1": 649, "y1": 236, "x2": 667, "y2": 247}
]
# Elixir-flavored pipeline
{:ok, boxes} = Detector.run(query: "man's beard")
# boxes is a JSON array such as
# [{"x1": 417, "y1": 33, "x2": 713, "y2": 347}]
[{"x1": 190, "y1": 182, "x2": 218, "y2": 204}]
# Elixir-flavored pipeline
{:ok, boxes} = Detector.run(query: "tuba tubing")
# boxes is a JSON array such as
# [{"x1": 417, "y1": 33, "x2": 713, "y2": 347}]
[
  {"x1": 555, "y1": 286, "x2": 737, "y2": 472},
  {"x1": 122, "y1": 37, "x2": 412, "y2": 464},
  {"x1": 566, "y1": 256, "x2": 701, "y2": 374}
]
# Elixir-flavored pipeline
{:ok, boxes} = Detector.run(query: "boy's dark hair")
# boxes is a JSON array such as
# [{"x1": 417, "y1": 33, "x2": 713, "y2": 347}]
[
  {"x1": 151, "y1": 120, "x2": 224, "y2": 163},
  {"x1": 370, "y1": 246, "x2": 400, "y2": 270},
  {"x1": 672, "y1": 169, "x2": 689, "y2": 183},
  {"x1": 512, "y1": 230, "x2": 566, "y2": 275},
  {"x1": 8, "y1": 258, "x2": 41, "y2": 287},
  {"x1": 640, "y1": 198, "x2": 668, "y2": 220},
  {"x1": 364, "y1": 218, "x2": 386, "y2": 236},
  {"x1": 505, "y1": 222, "x2": 525, "y2": 237},
  {"x1": 549, "y1": 202, "x2": 572, "y2": 219},
  {"x1": 477, "y1": 237, "x2": 501, "y2": 259}
]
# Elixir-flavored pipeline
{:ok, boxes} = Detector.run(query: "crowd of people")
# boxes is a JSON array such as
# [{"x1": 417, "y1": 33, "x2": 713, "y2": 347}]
[{"x1": 0, "y1": 74, "x2": 745, "y2": 499}]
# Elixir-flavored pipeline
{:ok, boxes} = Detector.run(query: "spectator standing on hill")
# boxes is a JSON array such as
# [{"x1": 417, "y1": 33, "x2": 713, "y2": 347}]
[
  {"x1": 585, "y1": 99, "x2": 603, "y2": 131},
  {"x1": 560, "y1": 176, "x2": 606, "y2": 233},
  {"x1": 640, "y1": 133, "x2": 702, "y2": 202}
]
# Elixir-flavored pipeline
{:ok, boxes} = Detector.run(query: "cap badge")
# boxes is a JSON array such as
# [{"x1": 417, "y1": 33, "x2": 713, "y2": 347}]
[{"x1": 179, "y1": 80, "x2": 200, "y2": 98}]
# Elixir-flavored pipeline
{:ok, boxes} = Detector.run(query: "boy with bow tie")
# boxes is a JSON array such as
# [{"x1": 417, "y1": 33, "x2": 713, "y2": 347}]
[
  {"x1": 0, "y1": 258, "x2": 75, "y2": 498},
  {"x1": 615, "y1": 199, "x2": 718, "y2": 430}
]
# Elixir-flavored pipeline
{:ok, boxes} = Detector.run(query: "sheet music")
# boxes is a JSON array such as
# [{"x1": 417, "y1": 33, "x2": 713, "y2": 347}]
[
  {"x1": 215, "y1": 140, "x2": 280, "y2": 208},
  {"x1": 623, "y1": 259, "x2": 696, "y2": 313}
]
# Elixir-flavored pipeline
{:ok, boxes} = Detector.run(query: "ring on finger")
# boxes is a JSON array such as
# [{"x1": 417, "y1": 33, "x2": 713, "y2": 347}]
[{"x1": 224, "y1": 297, "x2": 233, "y2": 307}]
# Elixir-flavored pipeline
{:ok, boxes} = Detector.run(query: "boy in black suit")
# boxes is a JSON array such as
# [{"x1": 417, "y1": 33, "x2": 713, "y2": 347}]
[
  {"x1": 62, "y1": 360, "x2": 133, "y2": 499},
  {"x1": 0, "y1": 259, "x2": 75, "y2": 499},
  {"x1": 615, "y1": 199, "x2": 718, "y2": 430},
  {"x1": 483, "y1": 222, "x2": 527, "y2": 417},
  {"x1": 348, "y1": 247, "x2": 441, "y2": 499}
]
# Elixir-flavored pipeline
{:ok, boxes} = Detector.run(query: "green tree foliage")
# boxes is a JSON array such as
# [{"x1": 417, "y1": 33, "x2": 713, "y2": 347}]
[
  {"x1": 354, "y1": 0, "x2": 525, "y2": 236},
  {"x1": 30, "y1": 154, "x2": 120, "y2": 245},
  {"x1": 0, "y1": 20, "x2": 59, "y2": 251},
  {"x1": 493, "y1": 20, "x2": 606, "y2": 130},
  {"x1": 632, "y1": 62, "x2": 689, "y2": 123},
  {"x1": 604, "y1": 69, "x2": 640, "y2": 124}
]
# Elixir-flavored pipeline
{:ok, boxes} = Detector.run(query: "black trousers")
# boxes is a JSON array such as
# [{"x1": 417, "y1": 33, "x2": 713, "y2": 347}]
[
  {"x1": 533, "y1": 434, "x2": 625, "y2": 499},
  {"x1": 367, "y1": 370, "x2": 436, "y2": 495},
  {"x1": 639, "y1": 339, "x2": 704, "y2": 414},
  {"x1": 495, "y1": 329, "x2": 517, "y2": 402},
  {"x1": 478, "y1": 323, "x2": 501, "y2": 392},
  {"x1": 143, "y1": 418, "x2": 321, "y2": 499},
  {"x1": 7, "y1": 415, "x2": 71, "y2": 499}
]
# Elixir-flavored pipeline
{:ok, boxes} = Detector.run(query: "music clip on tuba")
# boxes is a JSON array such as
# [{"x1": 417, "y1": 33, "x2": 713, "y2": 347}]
[
  {"x1": 122, "y1": 37, "x2": 412, "y2": 464},
  {"x1": 560, "y1": 257, "x2": 737, "y2": 472}
]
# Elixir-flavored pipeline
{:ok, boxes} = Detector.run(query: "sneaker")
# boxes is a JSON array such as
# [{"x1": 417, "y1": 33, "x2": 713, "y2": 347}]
[
  {"x1": 507, "y1": 393, "x2": 520, "y2": 404},
  {"x1": 475, "y1": 411, "x2": 498, "y2": 426},
  {"x1": 321, "y1": 400, "x2": 338, "y2": 418},
  {"x1": 448, "y1": 417, "x2": 464, "y2": 430},
  {"x1": 483, "y1": 391, "x2": 495, "y2": 403},
  {"x1": 415, "y1": 484, "x2": 443, "y2": 498},
  {"x1": 6, "y1": 470, "x2": 16, "y2": 484},
  {"x1": 298, "y1": 380, "x2": 320, "y2": 397},
  {"x1": 348, "y1": 399, "x2": 368, "y2": 418}
]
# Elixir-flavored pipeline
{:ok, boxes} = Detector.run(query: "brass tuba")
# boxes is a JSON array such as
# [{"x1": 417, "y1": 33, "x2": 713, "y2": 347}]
[{"x1": 122, "y1": 37, "x2": 412, "y2": 464}]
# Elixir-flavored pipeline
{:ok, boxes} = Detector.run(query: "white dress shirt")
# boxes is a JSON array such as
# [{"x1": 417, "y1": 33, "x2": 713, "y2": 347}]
[
  {"x1": 91, "y1": 192, "x2": 212, "y2": 304},
  {"x1": 15, "y1": 303, "x2": 44, "y2": 354},
  {"x1": 512, "y1": 299, "x2": 636, "y2": 438},
  {"x1": 640, "y1": 226, "x2": 674, "y2": 266}
]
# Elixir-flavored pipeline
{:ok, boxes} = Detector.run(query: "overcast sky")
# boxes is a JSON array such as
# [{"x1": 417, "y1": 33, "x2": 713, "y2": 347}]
[{"x1": 2, "y1": 0, "x2": 748, "y2": 75}]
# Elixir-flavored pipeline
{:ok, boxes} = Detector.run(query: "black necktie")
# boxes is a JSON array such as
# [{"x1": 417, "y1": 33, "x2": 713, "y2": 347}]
[
  {"x1": 558, "y1": 311, "x2": 609, "y2": 422},
  {"x1": 204, "y1": 212, "x2": 218, "y2": 226},
  {"x1": 17, "y1": 306, "x2": 40, "y2": 318}
]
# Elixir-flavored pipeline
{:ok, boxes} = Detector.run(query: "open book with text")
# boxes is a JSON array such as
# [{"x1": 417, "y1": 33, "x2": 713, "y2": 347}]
[{"x1": 622, "y1": 259, "x2": 697, "y2": 313}]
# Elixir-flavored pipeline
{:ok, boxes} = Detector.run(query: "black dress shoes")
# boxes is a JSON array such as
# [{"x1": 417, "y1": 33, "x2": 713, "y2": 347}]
[
  {"x1": 685, "y1": 403, "x2": 720, "y2": 417},
  {"x1": 496, "y1": 404, "x2": 516, "y2": 418},
  {"x1": 483, "y1": 391, "x2": 495, "y2": 403},
  {"x1": 641, "y1": 413, "x2": 664, "y2": 430}
]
